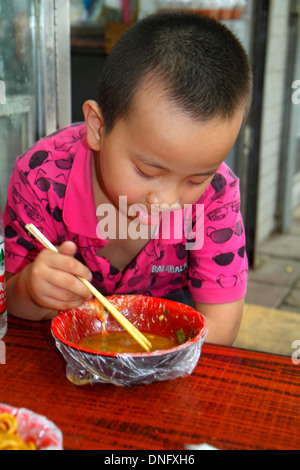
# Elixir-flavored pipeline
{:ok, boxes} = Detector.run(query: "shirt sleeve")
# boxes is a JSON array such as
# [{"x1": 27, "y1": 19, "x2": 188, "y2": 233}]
[
  {"x1": 187, "y1": 165, "x2": 248, "y2": 304},
  {"x1": 3, "y1": 152, "x2": 59, "y2": 274}
]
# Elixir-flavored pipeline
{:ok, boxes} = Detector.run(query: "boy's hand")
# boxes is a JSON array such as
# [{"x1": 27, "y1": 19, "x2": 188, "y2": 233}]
[{"x1": 24, "y1": 241, "x2": 93, "y2": 312}]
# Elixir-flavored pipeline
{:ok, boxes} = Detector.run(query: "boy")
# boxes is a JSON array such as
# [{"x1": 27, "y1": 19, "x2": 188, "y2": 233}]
[{"x1": 4, "y1": 11, "x2": 252, "y2": 345}]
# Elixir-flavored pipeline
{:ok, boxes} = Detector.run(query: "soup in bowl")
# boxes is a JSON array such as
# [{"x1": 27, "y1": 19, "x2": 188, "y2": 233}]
[{"x1": 51, "y1": 295, "x2": 207, "y2": 386}]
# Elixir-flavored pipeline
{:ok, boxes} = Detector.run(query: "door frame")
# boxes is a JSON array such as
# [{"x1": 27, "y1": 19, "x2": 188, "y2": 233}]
[
  {"x1": 34, "y1": 0, "x2": 71, "y2": 139},
  {"x1": 243, "y1": 0, "x2": 271, "y2": 267},
  {"x1": 277, "y1": 0, "x2": 300, "y2": 231}
]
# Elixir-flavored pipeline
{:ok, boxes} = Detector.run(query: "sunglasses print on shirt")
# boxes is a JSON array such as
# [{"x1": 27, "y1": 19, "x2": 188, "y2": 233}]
[
  {"x1": 206, "y1": 221, "x2": 243, "y2": 244},
  {"x1": 213, "y1": 246, "x2": 246, "y2": 266},
  {"x1": 34, "y1": 169, "x2": 67, "y2": 198},
  {"x1": 217, "y1": 270, "x2": 248, "y2": 288},
  {"x1": 207, "y1": 200, "x2": 241, "y2": 222}
]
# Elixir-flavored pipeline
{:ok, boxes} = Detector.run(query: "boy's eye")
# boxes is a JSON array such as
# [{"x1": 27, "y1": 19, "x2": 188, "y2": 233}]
[
  {"x1": 134, "y1": 165, "x2": 153, "y2": 179},
  {"x1": 188, "y1": 180, "x2": 204, "y2": 186},
  {"x1": 188, "y1": 175, "x2": 213, "y2": 186}
]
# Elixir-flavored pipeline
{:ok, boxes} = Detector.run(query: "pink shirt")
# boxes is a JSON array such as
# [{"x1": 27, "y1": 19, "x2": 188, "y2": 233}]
[{"x1": 4, "y1": 123, "x2": 248, "y2": 304}]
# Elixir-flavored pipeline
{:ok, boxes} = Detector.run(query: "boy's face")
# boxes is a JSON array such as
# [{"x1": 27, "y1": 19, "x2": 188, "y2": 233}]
[{"x1": 95, "y1": 81, "x2": 244, "y2": 226}]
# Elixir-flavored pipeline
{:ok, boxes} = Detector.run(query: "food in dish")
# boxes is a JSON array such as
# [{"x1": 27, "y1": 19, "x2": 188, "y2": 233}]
[
  {"x1": 52, "y1": 295, "x2": 208, "y2": 385},
  {"x1": 0, "y1": 413, "x2": 36, "y2": 450},
  {"x1": 79, "y1": 331, "x2": 177, "y2": 354}
]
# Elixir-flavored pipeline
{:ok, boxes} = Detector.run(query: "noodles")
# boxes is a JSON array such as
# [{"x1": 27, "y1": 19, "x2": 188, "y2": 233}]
[
  {"x1": 0, "y1": 413, "x2": 37, "y2": 450},
  {"x1": 0, "y1": 413, "x2": 17, "y2": 434}
]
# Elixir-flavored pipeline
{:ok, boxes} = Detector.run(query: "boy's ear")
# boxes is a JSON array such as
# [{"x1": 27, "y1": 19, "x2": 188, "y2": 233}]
[{"x1": 82, "y1": 100, "x2": 105, "y2": 151}]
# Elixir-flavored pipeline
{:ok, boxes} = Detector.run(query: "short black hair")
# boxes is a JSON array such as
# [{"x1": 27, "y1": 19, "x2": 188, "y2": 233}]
[{"x1": 97, "y1": 11, "x2": 252, "y2": 132}]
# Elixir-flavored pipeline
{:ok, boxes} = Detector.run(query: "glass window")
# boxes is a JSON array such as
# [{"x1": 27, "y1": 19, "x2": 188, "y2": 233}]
[{"x1": 0, "y1": 0, "x2": 37, "y2": 209}]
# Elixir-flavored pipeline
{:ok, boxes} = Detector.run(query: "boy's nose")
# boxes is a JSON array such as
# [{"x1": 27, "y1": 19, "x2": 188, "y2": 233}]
[
  {"x1": 147, "y1": 193, "x2": 159, "y2": 205},
  {"x1": 147, "y1": 188, "x2": 181, "y2": 210}
]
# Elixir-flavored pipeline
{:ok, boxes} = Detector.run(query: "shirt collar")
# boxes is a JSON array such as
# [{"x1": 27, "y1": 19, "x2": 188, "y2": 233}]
[{"x1": 63, "y1": 135, "x2": 101, "y2": 240}]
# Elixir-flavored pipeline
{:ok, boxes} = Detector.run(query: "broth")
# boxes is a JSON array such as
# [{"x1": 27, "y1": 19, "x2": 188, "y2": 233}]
[{"x1": 79, "y1": 331, "x2": 178, "y2": 354}]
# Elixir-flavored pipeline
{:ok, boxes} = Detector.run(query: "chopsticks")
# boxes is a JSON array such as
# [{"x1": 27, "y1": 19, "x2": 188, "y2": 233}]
[{"x1": 25, "y1": 223, "x2": 152, "y2": 353}]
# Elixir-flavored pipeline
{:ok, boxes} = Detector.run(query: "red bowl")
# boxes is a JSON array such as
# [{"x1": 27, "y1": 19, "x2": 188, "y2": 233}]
[
  {"x1": 0, "y1": 404, "x2": 63, "y2": 450},
  {"x1": 51, "y1": 295, "x2": 207, "y2": 386}
]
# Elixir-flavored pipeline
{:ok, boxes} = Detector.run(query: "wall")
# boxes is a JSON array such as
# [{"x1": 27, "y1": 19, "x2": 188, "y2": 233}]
[
  {"x1": 255, "y1": 0, "x2": 290, "y2": 243},
  {"x1": 138, "y1": 0, "x2": 156, "y2": 19},
  {"x1": 293, "y1": 107, "x2": 300, "y2": 206}
]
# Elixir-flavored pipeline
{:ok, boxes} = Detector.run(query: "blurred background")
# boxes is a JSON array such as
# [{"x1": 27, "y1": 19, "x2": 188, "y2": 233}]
[{"x1": 0, "y1": 0, "x2": 299, "y2": 354}]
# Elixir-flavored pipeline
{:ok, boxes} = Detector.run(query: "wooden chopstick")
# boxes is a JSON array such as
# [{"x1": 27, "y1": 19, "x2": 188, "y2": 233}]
[{"x1": 25, "y1": 223, "x2": 152, "y2": 352}]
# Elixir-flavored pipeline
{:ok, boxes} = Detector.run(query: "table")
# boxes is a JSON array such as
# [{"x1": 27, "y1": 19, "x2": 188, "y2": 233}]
[{"x1": 0, "y1": 316, "x2": 299, "y2": 450}]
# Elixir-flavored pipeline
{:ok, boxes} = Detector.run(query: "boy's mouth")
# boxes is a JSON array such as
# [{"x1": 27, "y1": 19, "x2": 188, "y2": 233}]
[{"x1": 130, "y1": 204, "x2": 161, "y2": 226}]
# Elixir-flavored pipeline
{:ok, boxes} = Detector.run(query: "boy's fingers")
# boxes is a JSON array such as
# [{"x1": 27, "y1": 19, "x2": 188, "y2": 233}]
[
  {"x1": 57, "y1": 241, "x2": 77, "y2": 256},
  {"x1": 46, "y1": 272, "x2": 93, "y2": 302},
  {"x1": 56, "y1": 242, "x2": 93, "y2": 282}
]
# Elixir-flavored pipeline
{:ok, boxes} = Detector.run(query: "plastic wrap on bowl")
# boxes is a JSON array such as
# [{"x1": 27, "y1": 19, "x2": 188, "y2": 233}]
[
  {"x1": 51, "y1": 295, "x2": 207, "y2": 386},
  {"x1": 0, "y1": 404, "x2": 63, "y2": 450}
]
